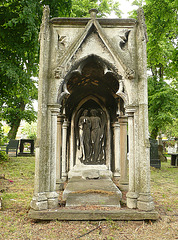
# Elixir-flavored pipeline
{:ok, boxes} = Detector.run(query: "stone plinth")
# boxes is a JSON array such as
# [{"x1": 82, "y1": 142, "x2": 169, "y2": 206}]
[
  {"x1": 63, "y1": 177, "x2": 122, "y2": 207},
  {"x1": 28, "y1": 208, "x2": 159, "y2": 221}
]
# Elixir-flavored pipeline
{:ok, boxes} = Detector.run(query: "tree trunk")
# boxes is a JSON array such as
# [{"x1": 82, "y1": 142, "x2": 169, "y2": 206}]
[
  {"x1": 8, "y1": 101, "x2": 25, "y2": 139},
  {"x1": 8, "y1": 119, "x2": 21, "y2": 139}
]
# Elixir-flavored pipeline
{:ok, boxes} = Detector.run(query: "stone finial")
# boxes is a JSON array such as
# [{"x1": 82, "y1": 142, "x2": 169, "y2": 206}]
[
  {"x1": 89, "y1": 9, "x2": 98, "y2": 18},
  {"x1": 137, "y1": 7, "x2": 148, "y2": 42},
  {"x1": 39, "y1": 5, "x2": 50, "y2": 42}
]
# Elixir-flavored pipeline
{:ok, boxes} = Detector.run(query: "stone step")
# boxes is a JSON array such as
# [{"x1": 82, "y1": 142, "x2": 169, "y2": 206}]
[{"x1": 63, "y1": 176, "x2": 122, "y2": 207}]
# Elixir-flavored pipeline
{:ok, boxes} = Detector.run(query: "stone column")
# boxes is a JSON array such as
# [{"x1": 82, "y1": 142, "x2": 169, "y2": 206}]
[
  {"x1": 126, "y1": 108, "x2": 138, "y2": 208},
  {"x1": 56, "y1": 115, "x2": 64, "y2": 190},
  {"x1": 118, "y1": 116, "x2": 128, "y2": 190},
  {"x1": 137, "y1": 104, "x2": 154, "y2": 211},
  {"x1": 30, "y1": 143, "x2": 48, "y2": 210},
  {"x1": 46, "y1": 107, "x2": 59, "y2": 209},
  {"x1": 112, "y1": 120, "x2": 120, "y2": 179},
  {"x1": 69, "y1": 118, "x2": 75, "y2": 172},
  {"x1": 136, "y1": 8, "x2": 154, "y2": 211},
  {"x1": 30, "y1": 6, "x2": 50, "y2": 211},
  {"x1": 62, "y1": 119, "x2": 69, "y2": 181}
]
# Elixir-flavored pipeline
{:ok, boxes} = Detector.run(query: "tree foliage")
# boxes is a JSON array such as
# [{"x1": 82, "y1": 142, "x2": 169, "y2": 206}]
[
  {"x1": 130, "y1": 0, "x2": 178, "y2": 138},
  {"x1": 70, "y1": 0, "x2": 121, "y2": 18},
  {"x1": 0, "y1": 0, "x2": 71, "y2": 139},
  {"x1": 0, "y1": 0, "x2": 121, "y2": 139},
  {"x1": 148, "y1": 76, "x2": 177, "y2": 139}
]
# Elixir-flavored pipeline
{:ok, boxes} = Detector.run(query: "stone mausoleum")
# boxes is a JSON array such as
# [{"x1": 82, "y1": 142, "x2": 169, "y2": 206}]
[{"x1": 29, "y1": 6, "x2": 158, "y2": 220}]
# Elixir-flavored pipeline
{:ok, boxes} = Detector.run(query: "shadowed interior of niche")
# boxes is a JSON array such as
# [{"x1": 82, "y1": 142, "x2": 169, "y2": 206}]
[{"x1": 65, "y1": 56, "x2": 123, "y2": 121}]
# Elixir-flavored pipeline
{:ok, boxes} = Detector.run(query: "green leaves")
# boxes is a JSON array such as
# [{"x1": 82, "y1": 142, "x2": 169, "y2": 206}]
[
  {"x1": 0, "y1": 0, "x2": 42, "y2": 138},
  {"x1": 148, "y1": 76, "x2": 178, "y2": 138},
  {"x1": 129, "y1": 0, "x2": 178, "y2": 138},
  {"x1": 145, "y1": 0, "x2": 178, "y2": 79},
  {"x1": 70, "y1": 0, "x2": 121, "y2": 18}
]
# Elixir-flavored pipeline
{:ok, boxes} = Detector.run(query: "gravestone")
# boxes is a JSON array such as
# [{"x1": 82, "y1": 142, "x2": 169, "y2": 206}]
[
  {"x1": 149, "y1": 138, "x2": 161, "y2": 169},
  {"x1": 29, "y1": 7, "x2": 158, "y2": 220}
]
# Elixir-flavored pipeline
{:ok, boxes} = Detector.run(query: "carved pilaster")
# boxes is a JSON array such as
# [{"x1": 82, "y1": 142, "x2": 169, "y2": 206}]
[
  {"x1": 125, "y1": 107, "x2": 138, "y2": 208},
  {"x1": 48, "y1": 106, "x2": 60, "y2": 209}
]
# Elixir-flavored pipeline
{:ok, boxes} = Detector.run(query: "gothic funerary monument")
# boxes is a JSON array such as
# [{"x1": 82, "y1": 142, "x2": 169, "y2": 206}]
[{"x1": 29, "y1": 6, "x2": 158, "y2": 220}]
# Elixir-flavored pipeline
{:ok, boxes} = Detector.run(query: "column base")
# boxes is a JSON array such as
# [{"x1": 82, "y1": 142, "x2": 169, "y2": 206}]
[
  {"x1": 30, "y1": 193, "x2": 48, "y2": 210},
  {"x1": 126, "y1": 191, "x2": 138, "y2": 209},
  {"x1": 56, "y1": 179, "x2": 64, "y2": 191},
  {"x1": 118, "y1": 181, "x2": 129, "y2": 191},
  {"x1": 137, "y1": 193, "x2": 155, "y2": 211},
  {"x1": 62, "y1": 174, "x2": 67, "y2": 182},
  {"x1": 46, "y1": 192, "x2": 59, "y2": 209},
  {"x1": 113, "y1": 170, "x2": 120, "y2": 180}
]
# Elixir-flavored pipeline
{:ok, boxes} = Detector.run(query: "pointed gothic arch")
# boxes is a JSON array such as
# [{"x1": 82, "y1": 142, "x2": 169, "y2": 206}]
[{"x1": 57, "y1": 54, "x2": 128, "y2": 119}]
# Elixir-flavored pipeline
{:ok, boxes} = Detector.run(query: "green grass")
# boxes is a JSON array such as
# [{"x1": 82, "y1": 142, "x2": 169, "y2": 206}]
[
  {"x1": 0, "y1": 157, "x2": 35, "y2": 209},
  {"x1": 0, "y1": 156, "x2": 177, "y2": 240},
  {"x1": 150, "y1": 159, "x2": 178, "y2": 211}
]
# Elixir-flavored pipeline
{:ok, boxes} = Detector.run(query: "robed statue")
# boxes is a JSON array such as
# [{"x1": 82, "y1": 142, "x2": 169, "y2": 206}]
[{"x1": 77, "y1": 108, "x2": 106, "y2": 164}]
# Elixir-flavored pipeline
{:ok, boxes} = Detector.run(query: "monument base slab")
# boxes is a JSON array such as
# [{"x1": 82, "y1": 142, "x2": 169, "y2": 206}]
[
  {"x1": 28, "y1": 208, "x2": 159, "y2": 221},
  {"x1": 63, "y1": 176, "x2": 122, "y2": 207}
]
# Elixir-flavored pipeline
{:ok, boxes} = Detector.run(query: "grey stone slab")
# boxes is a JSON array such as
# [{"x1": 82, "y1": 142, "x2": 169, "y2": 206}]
[
  {"x1": 28, "y1": 208, "x2": 159, "y2": 221},
  {"x1": 63, "y1": 177, "x2": 122, "y2": 207},
  {"x1": 66, "y1": 193, "x2": 121, "y2": 207}
]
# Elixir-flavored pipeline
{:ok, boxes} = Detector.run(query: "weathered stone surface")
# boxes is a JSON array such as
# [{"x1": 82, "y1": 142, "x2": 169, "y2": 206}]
[
  {"x1": 68, "y1": 164, "x2": 112, "y2": 179},
  {"x1": 29, "y1": 6, "x2": 157, "y2": 219},
  {"x1": 28, "y1": 208, "x2": 159, "y2": 221},
  {"x1": 137, "y1": 193, "x2": 155, "y2": 211},
  {"x1": 63, "y1": 177, "x2": 122, "y2": 207},
  {"x1": 30, "y1": 193, "x2": 48, "y2": 211},
  {"x1": 82, "y1": 169, "x2": 100, "y2": 179}
]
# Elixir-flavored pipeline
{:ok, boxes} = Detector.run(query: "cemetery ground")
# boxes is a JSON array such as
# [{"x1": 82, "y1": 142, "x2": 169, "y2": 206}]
[{"x1": 0, "y1": 157, "x2": 177, "y2": 240}]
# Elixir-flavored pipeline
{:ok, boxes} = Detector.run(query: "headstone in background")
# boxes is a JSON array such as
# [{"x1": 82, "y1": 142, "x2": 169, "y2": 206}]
[{"x1": 149, "y1": 138, "x2": 161, "y2": 169}]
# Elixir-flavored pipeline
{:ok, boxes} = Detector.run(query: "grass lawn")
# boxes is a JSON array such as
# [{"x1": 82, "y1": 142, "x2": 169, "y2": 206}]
[{"x1": 0, "y1": 157, "x2": 177, "y2": 240}]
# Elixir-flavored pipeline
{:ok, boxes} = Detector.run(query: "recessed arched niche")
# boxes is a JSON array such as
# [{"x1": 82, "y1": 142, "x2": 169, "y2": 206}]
[
  {"x1": 59, "y1": 55, "x2": 124, "y2": 173},
  {"x1": 60, "y1": 55, "x2": 121, "y2": 122}
]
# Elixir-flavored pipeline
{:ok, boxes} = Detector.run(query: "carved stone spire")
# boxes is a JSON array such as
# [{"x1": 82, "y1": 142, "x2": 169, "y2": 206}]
[{"x1": 137, "y1": 7, "x2": 148, "y2": 42}]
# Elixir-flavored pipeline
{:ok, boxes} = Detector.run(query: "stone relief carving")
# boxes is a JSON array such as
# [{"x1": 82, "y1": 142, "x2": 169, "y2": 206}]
[
  {"x1": 58, "y1": 35, "x2": 67, "y2": 47},
  {"x1": 55, "y1": 57, "x2": 73, "y2": 80},
  {"x1": 77, "y1": 108, "x2": 106, "y2": 165},
  {"x1": 57, "y1": 35, "x2": 68, "y2": 62},
  {"x1": 55, "y1": 66, "x2": 63, "y2": 79},
  {"x1": 119, "y1": 29, "x2": 131, "y2": 51},
  {"x1": 125, "y1": 67, "x2": 135, "y2": 80}
]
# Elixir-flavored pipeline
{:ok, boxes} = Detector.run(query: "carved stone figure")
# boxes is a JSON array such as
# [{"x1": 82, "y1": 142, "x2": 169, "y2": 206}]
[
  {"x1": 77, "y1": 108, "x2": 106, "y2": 164},
  {"x1": 90, "y1": 109, "x2": 103, "y2": 163},
  {"x1": 78, "y1": 110, "x2": 91, "y2": 162}
]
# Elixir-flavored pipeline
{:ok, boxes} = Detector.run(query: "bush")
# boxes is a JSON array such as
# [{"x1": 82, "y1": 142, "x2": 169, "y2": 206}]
[
  {"x1": 0, "y1": 151, "x2": 9, "y2": 162},
  {"x1": 0, "y1": 122, "x2": 9, "y2": 145}
]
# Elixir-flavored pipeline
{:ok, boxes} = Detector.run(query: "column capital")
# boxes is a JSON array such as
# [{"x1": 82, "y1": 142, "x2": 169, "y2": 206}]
[
  {"x1": 57, "y1": 114, "x2": 64, "y2": 123},
  {"x1": 118, "y1": 116, "x2": 128, "y2": 124},
  {"x1": 125, "y1": 106, "x2": 138, "y2": 117},
  {"x1": 112, "y1": 121, "x2": 120, "y2": 128},
  {"x1": 48, "y1": 104, "x2": 60, "y2": 115}
]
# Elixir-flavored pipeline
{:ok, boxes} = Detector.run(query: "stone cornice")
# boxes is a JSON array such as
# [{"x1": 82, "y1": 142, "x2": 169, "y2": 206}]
[{"x1": 50, "y1": 18, "x2": 136, "y2": 27}]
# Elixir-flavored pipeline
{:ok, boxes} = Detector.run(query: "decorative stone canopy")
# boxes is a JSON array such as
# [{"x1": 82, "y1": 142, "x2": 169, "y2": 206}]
[{"x1": 29, "y1": 6, "x2": 156, "y2": 220}]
